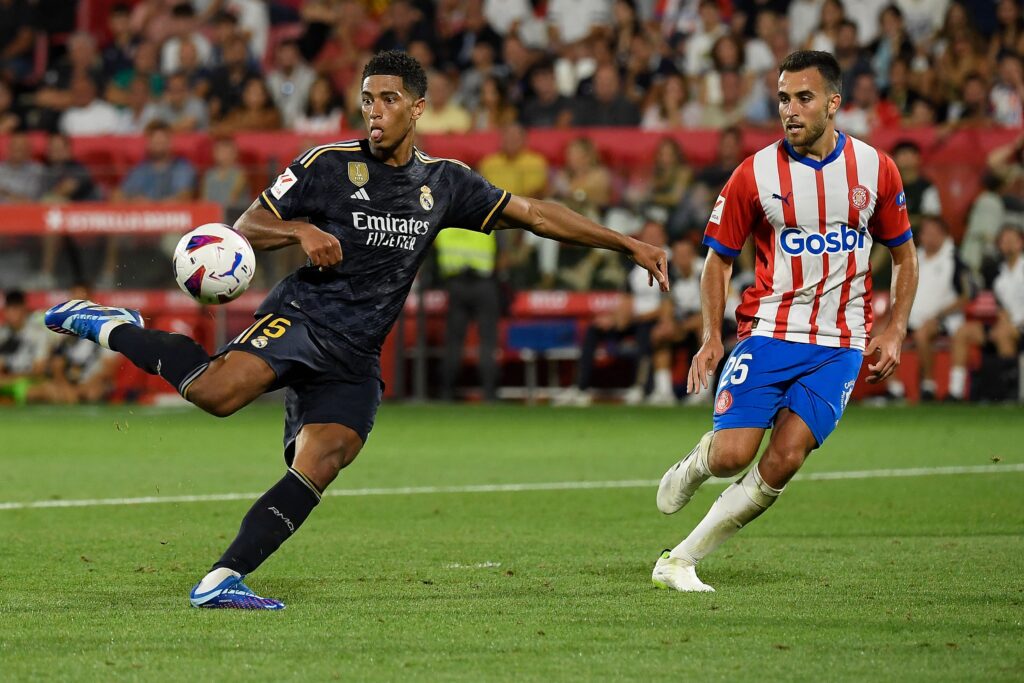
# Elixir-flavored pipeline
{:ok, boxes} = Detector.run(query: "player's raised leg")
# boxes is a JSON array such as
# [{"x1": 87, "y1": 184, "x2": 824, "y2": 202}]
[
  {"x1": 190, "y1": 423, "x2": 364, "y2": 609},
  {"x1": 45, "y1": 299, "x2": 275, "y2": 415}
]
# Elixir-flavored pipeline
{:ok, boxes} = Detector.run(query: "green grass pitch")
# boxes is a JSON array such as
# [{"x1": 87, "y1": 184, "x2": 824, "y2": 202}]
[{"x1": 1, "y1": 403, "x2": 1022, "y2": 681}]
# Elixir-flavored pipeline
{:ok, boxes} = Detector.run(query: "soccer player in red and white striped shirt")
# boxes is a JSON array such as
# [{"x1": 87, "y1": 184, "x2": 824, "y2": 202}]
[{"x1": 653, "y1": 51, "x2": 919, "y2": 592}]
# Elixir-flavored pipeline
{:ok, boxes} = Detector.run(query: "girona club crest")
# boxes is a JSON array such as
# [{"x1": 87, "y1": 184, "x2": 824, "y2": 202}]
[
  {"x1": 849, "y1": 184, "x2": 870, "y2": 210},
  {"x1": 715, "y1": 389, "x2": 733, "y2": 415}
]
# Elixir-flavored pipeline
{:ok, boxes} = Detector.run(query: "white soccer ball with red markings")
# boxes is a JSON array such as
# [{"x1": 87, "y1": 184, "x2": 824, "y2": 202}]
[{"x1": 172, "y1": 223, "x2": 256, "y2": 304}]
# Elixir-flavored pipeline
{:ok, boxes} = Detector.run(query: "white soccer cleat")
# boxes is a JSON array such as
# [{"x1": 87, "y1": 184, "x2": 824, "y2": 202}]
[
  {"x1": 622, "y1": 385, "x2": 645, "y2": 405},
  {"x1": 656, "y1": 430, "x2": 713, "y2": 514},
  {"x1": 652, "y1": 551, "x2": 715, "y2": 592},
  {"x1": 552, "y1": 387, "x2": 593, "y2": 407}
]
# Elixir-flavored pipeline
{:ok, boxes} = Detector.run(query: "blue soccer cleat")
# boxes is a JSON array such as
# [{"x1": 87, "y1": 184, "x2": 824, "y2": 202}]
[
  {"x1": 44, "y1": 299, "x2": 143, "y2": 349},
  {"x1": 189, "y1": 575, "x2": 286, "y2": 610}
]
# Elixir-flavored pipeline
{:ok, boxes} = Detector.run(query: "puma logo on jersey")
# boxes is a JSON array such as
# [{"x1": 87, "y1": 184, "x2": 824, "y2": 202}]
[
  {"x1": 771, "y1": 191, "x2": 792, "y2": 206},
  {"x1": 350, "y1": 188, "x2": 370, "y2": 200}
]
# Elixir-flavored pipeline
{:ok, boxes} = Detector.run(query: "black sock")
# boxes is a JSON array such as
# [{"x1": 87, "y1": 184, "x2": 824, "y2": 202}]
[
  {"x1": 107, "y1": 324, "x2": 210, "y2": 395},
  {"x1": 213, "y1": 468, "x2": 322, "y2": 576}
]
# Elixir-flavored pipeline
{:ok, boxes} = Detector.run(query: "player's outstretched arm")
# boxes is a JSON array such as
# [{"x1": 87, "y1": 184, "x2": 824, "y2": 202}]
[
  {"x1": 495, "y1": 195, "x2": 669, "y2": 291},
  {"x1": 687, "y1": 249, "x2": 731, "y2": 394},
  {"x1": 232, "y1": 200, "x2": 342, "y2": 267},
  {"x1": 864, "y1": 239, "x2": 918, "y2": 383}
]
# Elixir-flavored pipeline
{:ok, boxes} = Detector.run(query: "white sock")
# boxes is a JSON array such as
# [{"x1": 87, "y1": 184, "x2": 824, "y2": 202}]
[
  {"x1": 888, "y1": 378, "x2": 905, "y2": 397},
  {"x1": 920, "y1": 378, "x2": 937, "y2": 393},
  {"x1": 653, "y1": 369, "x2": 673, "y2": 395},
  {"x1": 670, "y1": 464, "x2": 783, "y2": 564},
  {"x1": 195, "y1": 566, "x2": 241, "y2": 593},
  {"x1": 949, "y1": 366, "x2": 967, "y2": 399}
]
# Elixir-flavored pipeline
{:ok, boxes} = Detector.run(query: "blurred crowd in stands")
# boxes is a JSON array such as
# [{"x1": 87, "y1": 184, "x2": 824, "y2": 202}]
[{"x1": 1, "y1": 0, "x2": 1023, "y2": 405}]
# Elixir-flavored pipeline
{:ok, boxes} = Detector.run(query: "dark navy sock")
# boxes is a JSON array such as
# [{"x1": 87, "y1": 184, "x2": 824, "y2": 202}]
[
  {"x1": 213, "y1": 469, "x2": 322, "y2": 576},
  {"x1": 107, "y1": 324, "x2": 210, "y2": 395}
]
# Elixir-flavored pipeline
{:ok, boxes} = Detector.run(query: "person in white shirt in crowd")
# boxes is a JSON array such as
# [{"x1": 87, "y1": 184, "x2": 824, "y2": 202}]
[
  {"x1": 59, "y1": 75, "x2": 121, "y2": 136},
  {"x1": 0, "y1": 131, "x2": 43, "y2": 202},
  {"x1": 948, "y1": 225, "x2": 1024, "y2": 401},
  {"x1": 648, "y1": 236, "x2": 703, "y2": 406},
  {"x1": 546, "y1": 0, "x2": 612, "y2": 49},
  {"x1": 161, "y1": 3, "x2": 213, "y2": 74},
  {"x1": 886, "y1": 215, "x2": 971, "y2": 402},
  {"x1": 266, "y1": 39, "x2": 315, "y2": 129},
  {"x1": 556, "y1": 221, "x2": 667, "y2": 407}
]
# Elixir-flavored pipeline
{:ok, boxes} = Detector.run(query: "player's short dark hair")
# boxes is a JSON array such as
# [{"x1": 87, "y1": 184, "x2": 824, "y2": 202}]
[
  {"x1": 4, "y1": 289, "x2": 26, "y2": 307},
  {"x1": 779, "y1": 50, "x2": 842, "y2": 95},
  {"x1": 362, "y1": 50, "x2": 428, "y2": 99}
]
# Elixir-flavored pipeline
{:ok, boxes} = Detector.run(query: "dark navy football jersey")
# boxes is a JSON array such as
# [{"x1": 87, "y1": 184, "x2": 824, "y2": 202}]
[{"x1": 257, "y1": 138, "x2": 510, "y2": 361}]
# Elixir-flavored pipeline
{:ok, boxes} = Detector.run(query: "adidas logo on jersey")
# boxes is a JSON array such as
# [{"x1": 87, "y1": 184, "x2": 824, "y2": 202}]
[{"x1": 350, "y1": 188, "x2": 370, "y2": 200}]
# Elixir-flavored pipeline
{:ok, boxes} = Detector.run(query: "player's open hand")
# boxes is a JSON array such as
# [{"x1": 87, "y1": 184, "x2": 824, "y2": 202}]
[
  {"x1": 864, "y1": 328, "x2": 904, "y2": 384},
  {"x1": 688, "y1": 337, "x2": 724, "y2": 395},
  {"x1": 297, "y1": 224, "x2": 343, "y2": 268},
  {"x1": 630, "y1": 242, "x2": 670, "y2": 292}
]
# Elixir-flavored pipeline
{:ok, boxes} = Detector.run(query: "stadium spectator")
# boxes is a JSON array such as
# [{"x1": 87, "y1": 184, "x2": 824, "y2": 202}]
[
  {"x1": 834, "y1": 19, "x2": 872, "y2": 98},
  {"x1": 58, "y1": 76, "x2": 121, "y2": 136},
  {"x1": 0, "y1": 0, "x2": 35, "y2": 84},
  {"x1": 948, "y1": 225, "x2": 1024, "y2": 402},
  {"x1": 743, "y1": 9, "x2": 781, "y2": 75},
  {"x1": 107, "y1": 40, "x2": 164, "y2": 108},
  {"x1": 882, "y1": 57, "x2": 924, "y2": 121},
  {"x1": 897, "y1": 0, "x2": 950, "y2": 46},
  {"x1": 990, "y1": 52, "x2": 1024, "y2": 128},
  {"x1": 635, "y1": 136, "x2": 693, "y2": 227},
  {"x1": 698, "y1": 68, "x2": 751, "y2": 129},
  {"x1": 989, "y1": 0, "x2": 1024, "y2": 62},
  {"x1": 0, "y1": 79, "x2": 24, "y2": 134},
  {"x1": 501, "y1": 34, "x2": 538, "y2": 107},
  {"x1": 641, "y1": 73, "x2": 701, "y2": 130},
  {"x1": 162, "y1": 3, "x2": 213, "y2": 75},
  {"x1": 478, "y1": 123, "x2": 550, "y2": 287},
  {"x1": 442, "y1": 0, "x2": 503, "y2": 72},
  {"x1": 483, "y1": 0, "x2": 532, "y2": 37},
  {"x1": 886, "y1": 215, "x2": 970, "y2": 402},
  {"x1": 266, "y1": 39, "x2": 315, "y2": 129},
  {"x1": 210, "y1": 77, "x2": 283, "y2": 135},
  {"x1": 804, "y1": 0, "x2": 846, "y2": 53},
  {"x1": 373, "y1": 0, "x2": 433, "y2": 54},
  {"x1": 130, "y1": 0, "x2": 176, "y2": 45},
  {"x1": 0, "y1": 131, "x2": 43, "y2": 202},
  {"x1": 649, "y1": 235, "x2": 703, "y2": 406},
  {"x1": 961, "y1": 172, "x2": 1008, "y2": 280},
  {"x1": 0, "y1": 289, "x2": 48, "y2": 403},
  {"x1": 202, "y1": 136, "x2": 249, "y2": 219},
  {"x1": 40, "y1": 133, "x2": 98, "y2": 203},
  {"x1": 554, "y1": 221, "x2": 667, "y2": 407},
  {"x1": 788, "y1": 0, "x2": 822, "y2": 48},
  {"x1": 115, "y1": 75, "x2": 163, "y2": 134},
  {"x1": 868, "y1": 4, "x2": 915, "y2": 90},
  {"x1": 842, "y1": 0, "x2": 889, "y2": 45},
  {"x1": 611, "y1": 0, "x2": 644, "y2": 65},
  {"x1": 113, "y1": 121, "x2": 196, "y2": 203},
  {"x1": 519, "y1": 60, "x2": 574, "y2": 129},
  {"x1": 472, "y1": 75, "x2": 516, "y2": 130},
  {"x1": 205, "y1": 36, "x2": 261, "y2": 121},
  {"x1": 37, "y1": 32, "x2": 106, "y2": 105},
  {"x1": 571, "y1": 64, "x2": 641, "y2": 127},
  {"x1": 177, "y1": 39, "x2": 212, "y2": 95},
  {"x1": 455, "y1": 40, "x2": 504, "y2": 113},
  {"x1": 156, "y1": 71, "x2": 210, "y2": 131},
  {"x1": 892, "y1": 141, "x2": 942, "y2": 231},
  {"x1": 946, "y1": 72, "x2": 994, "y2": 129},
  {"x1": 704, "y1": 34, "x2": 752, "y2": 102},
  {"x1": 683, "y1": 0, "x2": 728, "y2": 78},
  {"x1": 546, "y1": 0, "x2": 613, "y2": 49},
  {"x1": 936, "y1": 26, "x2": 990, "y2": 108},
  {"x1": 675, "y1": 126, "x2": 744, "y2": 235},
  {"x1": 36, "y1": 134, "x2": 100, "y2": 288},
  {"x1": 293, "y1": 75, "x2": 344, "y2": 135},
  {"x1": 101, "y1": 4, "x2": 137, "y2": 83},
  {"x1": 224, "y1": 0, "x2": 270, "y2": 63},
  {"x1": 312, "y1": 1, "x2": 379, "y2": 97},
  {"x1": 416, "y1": 71, "x2": 472, "y2": 134}
]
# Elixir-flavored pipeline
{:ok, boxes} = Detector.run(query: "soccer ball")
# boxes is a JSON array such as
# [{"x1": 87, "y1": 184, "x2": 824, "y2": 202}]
[{"x1": 173, "y1": 223, "x2": 256, "y2": 304}]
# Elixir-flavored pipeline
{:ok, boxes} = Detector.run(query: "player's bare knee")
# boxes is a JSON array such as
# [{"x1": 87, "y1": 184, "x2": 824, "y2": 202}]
[
  {"x1": 762, "y1": 442, "x2": 808, "y2": 476},
  {"x1": 709, "y1": 443, "x2": 755, "y2": 477}
]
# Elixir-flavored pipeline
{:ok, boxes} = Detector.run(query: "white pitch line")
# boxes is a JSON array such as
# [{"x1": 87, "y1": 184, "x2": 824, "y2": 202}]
[{"x1": 0, "y1": 463, "x2": 1021, "y2": 512}]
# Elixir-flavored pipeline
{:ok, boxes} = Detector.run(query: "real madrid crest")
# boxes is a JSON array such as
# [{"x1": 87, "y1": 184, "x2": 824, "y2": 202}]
[
  {"x1": 348, "y1": 162, "x2": 369, "y2": 187},
  {"x1": 419, "y1": 185, "x2": 434, "y2": 211}
]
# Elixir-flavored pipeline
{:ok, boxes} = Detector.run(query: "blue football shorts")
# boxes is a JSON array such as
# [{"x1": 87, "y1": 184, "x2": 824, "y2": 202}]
[{"x1": 711, "y1": 336, "x2": 863, "y2": 447}]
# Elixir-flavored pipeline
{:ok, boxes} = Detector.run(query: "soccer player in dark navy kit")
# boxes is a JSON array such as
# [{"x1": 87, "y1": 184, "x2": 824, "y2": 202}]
[{"x1": 45, "y1": 51, "x2": 670, "y2": 609}]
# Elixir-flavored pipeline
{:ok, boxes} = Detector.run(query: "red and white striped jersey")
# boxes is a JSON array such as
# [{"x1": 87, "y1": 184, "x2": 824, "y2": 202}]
[{"x1": 703, "y1": 132, "x2": 912, "y2": 350}]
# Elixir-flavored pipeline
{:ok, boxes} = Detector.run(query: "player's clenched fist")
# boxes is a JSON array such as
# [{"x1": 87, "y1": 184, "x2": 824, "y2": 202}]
[{"x1": 297, "y1": 224, "x2": 343, "y2": 267}]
